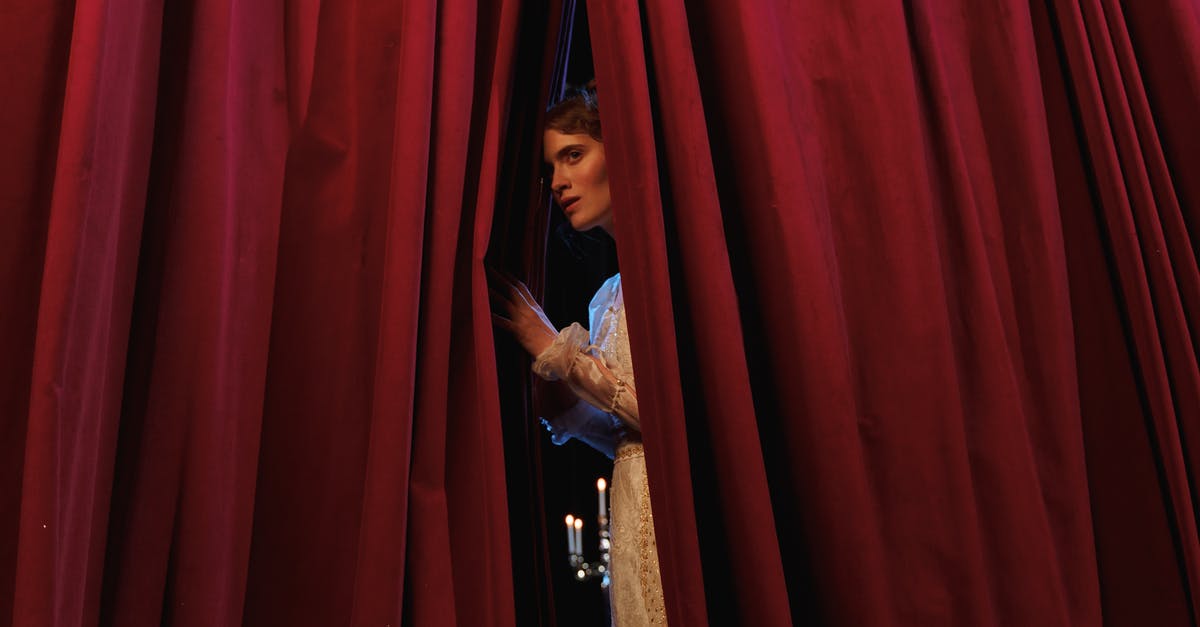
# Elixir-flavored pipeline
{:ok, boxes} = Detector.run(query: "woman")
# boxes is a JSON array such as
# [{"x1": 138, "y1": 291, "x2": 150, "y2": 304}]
[{"x1": 490, "y1": 86, "x2": 667, "y2": 625}]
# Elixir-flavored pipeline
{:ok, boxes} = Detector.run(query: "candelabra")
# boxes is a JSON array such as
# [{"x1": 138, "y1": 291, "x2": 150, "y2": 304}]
[{"x1": 563, "y1": 478, "x2": 610, "y2": 588}]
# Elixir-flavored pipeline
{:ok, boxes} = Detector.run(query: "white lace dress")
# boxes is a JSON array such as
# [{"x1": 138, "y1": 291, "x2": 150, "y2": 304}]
[{"x1": 532, "y1": 273, "x2": 667, "y2": 626}]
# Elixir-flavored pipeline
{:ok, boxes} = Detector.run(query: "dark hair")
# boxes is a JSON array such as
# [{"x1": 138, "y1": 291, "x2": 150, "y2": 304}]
[{"x1": 545, "y1": 82, "x2": 601, "y2": 141}]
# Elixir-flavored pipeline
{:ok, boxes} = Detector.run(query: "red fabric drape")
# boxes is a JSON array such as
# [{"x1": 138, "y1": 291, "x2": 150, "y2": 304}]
[
  {"x1": 590, "y1": 1, "x2": 1199, "y2": 625},
  {"x1": 6, "y1": 0, "x2": 1200, "y2": 625},
  {"x1": 0, "y1": 0, "x2": 535, "y2": 625}
]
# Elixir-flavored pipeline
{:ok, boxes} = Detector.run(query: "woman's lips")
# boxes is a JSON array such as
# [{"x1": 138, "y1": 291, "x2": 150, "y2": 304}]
[{"x1": 561, "y1": 197, "x2": 581, "y2": 213}]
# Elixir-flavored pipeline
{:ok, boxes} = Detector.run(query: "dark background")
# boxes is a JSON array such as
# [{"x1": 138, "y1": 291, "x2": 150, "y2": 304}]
[
  {"x1": 536, "y1": 5, "x2": 619, "y2": 623},
  {"x1": 495, "y1": 2, "x2": 618, "y2": 625}
]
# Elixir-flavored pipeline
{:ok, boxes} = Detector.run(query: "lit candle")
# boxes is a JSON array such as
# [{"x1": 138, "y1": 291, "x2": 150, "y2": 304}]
[
  {"x1": 597, "y1": 478, "x2": 608, "y2": 521},
  {"x1": 573, "y1": 517, "x2": 583, "y2": 556},
  {"x1": 565, "y1": 515, "x2": 576, "y2": 555}
]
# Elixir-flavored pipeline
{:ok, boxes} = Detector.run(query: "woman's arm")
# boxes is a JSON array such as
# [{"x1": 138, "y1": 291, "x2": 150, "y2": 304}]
[
  {"x1": 533, "y1": 377, "x2": 624, "y2": 458},
  {"x1": 532, "y1": 322, "x2": 640, "y2": 431},
  {"x1": 489, "y1": 269, "x2": 639, "y2": 431},
  {"x1": 540, "y1": 398, "x2": 624, "y2": 458}
]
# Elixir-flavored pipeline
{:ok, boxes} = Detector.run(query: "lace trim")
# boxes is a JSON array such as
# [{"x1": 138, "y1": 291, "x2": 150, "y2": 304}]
[
  {"x1": 638, "y1": 469, "x2": 667, "y2": 625},
  {"x1": 615, "y1": 442, "x2": 644, "y2": 462},
  {"x1": 531, "y1": 323, "x2": 590, "y2": 381},
  {"x1": 609, "y1": 378, "x2": 629, "y2": 414}
]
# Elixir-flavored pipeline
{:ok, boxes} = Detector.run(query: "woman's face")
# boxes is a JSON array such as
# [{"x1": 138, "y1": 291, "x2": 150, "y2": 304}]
[{"x1": 543, "y1": 130, "x2": 612, "y2": 234}]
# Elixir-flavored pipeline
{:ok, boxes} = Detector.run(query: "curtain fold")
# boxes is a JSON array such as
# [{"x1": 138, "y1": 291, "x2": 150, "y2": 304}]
[
  {"x1": 9, "y1": 0, "x2": 165, "y2": 623},
  {"x1": 1039, "y1": 0, "x2": 1200, "y2": 622},
  {"x1": 1, "y1": 0, "x2": 532, "y2": 625},
  {"x1": 590, "y1": 1, "x2": 1199, "y2": 625}
]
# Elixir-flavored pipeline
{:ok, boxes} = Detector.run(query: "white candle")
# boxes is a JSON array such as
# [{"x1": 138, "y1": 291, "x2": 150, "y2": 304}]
[
  {"x1": 573, "y1": 517, "x2": 583, "y2": 555},
  {"x1": 565, "y1": 515, "x2": 576, "y2": 555},
  {"x1": 597, "y1": 478, "x2": 608, "y2": 521}
]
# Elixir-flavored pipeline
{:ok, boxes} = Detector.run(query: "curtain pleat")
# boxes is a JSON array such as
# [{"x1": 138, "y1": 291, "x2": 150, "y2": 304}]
[{"x1": 10, "y1": 0, "x2": 164, "y2": 623}]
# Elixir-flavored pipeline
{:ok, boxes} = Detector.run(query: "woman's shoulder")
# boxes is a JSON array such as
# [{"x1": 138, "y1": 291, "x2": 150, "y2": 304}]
[
  {"x1": 587, "y1": 273, "x2": 622, "y2": 329},
  {"x1": 600, "y1": 272, "x2": 621, "y2": 294},
  {"x1": 590, "y1": 273, "x2": 621, "y2": 306}
]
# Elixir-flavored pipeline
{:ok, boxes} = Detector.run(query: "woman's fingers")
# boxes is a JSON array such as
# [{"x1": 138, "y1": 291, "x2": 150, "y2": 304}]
[
  {"x1": 491, "y1": 285, "x2": 540, "y2": 326},
  {"x1": 507, "y1": 273, "x2": 537, "y2": 304},
  {"x1": 486, "y1": 265, "x2": 520, "y2": 289},
  {"x1": 488, "y1": 285, "x2": 512, "y2": 313},
  {"x1": 489, "y1": 284, "x2": 534, "y2": 332},
  {"x1": 512, "y1": 280, "x2": 542, "y2": 311},
  {"x1": 483, "y1": 265, "x2": 558, "y2": 355},
  {"x1": 484, "y1": 265, "x2": 539, "y2": 305},
  {"x1": 493, "y1": 266, "x2": 522, "y2": 286},
  {"x1": 485, "y1": 265, "x2": 518, "y2": 298},
  {"x1": 516, "y1": 281, "x2": 540, "y2": 305},
  {"x1": 491, "y1": 312, "x2": 515, "y2": 331}
]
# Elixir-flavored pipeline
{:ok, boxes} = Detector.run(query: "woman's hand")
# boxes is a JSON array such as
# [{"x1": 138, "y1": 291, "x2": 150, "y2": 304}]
[{"x1": 488, "y1": 267, "x2": 558, "y2": 358}]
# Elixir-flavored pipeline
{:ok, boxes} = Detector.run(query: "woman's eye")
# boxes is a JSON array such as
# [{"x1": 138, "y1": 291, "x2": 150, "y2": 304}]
[{"x1": 568, "y1": 150, "x2": 583, "y2": 161}]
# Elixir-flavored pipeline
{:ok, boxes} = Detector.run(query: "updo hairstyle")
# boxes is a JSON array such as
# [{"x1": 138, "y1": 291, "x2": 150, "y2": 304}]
[{"x1": 545, "y1": 82, "x2": 601, "y2": 141}]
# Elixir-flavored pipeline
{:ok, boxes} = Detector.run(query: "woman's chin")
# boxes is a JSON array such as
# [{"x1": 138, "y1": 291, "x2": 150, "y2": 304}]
[{"x1": 567, "y1": 215, "x2": 596, "y2": 232}]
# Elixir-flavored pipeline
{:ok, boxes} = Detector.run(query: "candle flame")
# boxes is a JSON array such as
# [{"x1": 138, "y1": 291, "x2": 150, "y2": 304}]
[
  {"x1": 565, "y1": 514, "x2": 575, "y2": 526},
  {"x1": 597, "y1": 478, "x2": 607, "y2": 491},
  {"x1": 573, "y1": 518, "x2": 583, "y2": 530}
]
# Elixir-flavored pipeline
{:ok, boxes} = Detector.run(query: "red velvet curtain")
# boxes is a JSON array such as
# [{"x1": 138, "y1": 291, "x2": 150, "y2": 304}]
[
  {"x1": 6, "y1": 0, "x2": 1200, "y2": 625},
  {"x1": 590, "y1": 1, "x2": 1200, "y2": 625},
  {"x1": 0, "y1": 0, "x2": 538, "y2": 625}
]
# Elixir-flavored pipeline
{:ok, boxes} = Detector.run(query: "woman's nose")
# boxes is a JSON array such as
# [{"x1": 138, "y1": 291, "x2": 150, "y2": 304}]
[{"x1": 551, "y1": 172, "x2": 569, "y2": 193}]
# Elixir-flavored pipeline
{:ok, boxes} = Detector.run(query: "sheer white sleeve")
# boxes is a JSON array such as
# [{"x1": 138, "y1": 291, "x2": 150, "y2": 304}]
[
  {"x1": 532, "y1": 322, "x2": 641, "y2": 432},
  {"x1": 540, "y1": 399, "x2": 623, "y2": 459}
]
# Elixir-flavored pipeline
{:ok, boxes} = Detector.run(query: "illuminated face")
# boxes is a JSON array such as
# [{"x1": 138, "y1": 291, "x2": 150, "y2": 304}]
[{"x1": 543, "y1": 130, "x2": 612, "y2": 234}]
